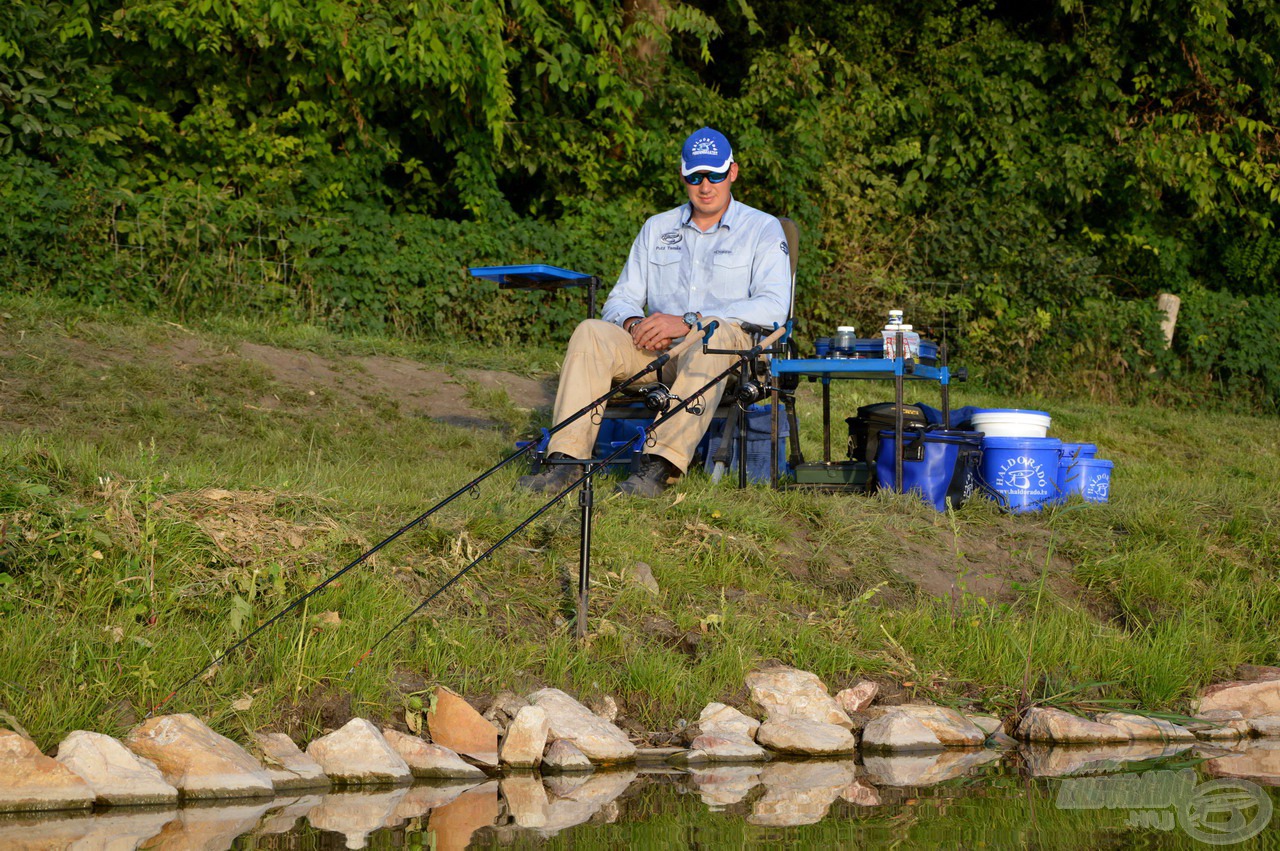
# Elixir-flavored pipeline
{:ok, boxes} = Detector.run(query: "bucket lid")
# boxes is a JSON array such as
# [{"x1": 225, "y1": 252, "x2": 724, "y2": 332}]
[
  {"x1": 972, "y1": 408, "x2": 1051, "y2": 417},
  {"x1": 981, "y1": 436, "x2": 1063, "y2": 449}
]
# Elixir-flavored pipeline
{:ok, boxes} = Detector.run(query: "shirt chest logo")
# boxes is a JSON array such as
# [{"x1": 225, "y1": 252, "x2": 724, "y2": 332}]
[{"x1": 660, "y1": 231, "x2": 683, "y2": 246}]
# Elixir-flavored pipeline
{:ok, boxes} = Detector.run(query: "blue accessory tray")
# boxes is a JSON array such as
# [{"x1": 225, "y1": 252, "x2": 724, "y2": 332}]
[{"x1": 469, "y1": 264, "x2": 595, "y2": 289}]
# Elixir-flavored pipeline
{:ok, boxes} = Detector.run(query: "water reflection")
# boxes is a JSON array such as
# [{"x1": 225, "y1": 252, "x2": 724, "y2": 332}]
[{"x1": 2, "y1": 741, "x2": 1279, "y2": 848}]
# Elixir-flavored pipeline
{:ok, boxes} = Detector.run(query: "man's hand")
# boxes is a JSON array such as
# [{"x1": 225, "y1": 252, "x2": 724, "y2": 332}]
[{"x1": 629, "y1": 313, "x2": 693, "y2": 352}]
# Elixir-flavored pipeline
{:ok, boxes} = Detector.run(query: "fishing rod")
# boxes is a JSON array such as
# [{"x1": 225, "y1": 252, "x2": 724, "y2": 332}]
[
  {"x1": 147, "y1": 324, "x2": 716, "y2": 717},
  {"x1": 347, "y1": 322, "x2": 790, "y2": 671}
]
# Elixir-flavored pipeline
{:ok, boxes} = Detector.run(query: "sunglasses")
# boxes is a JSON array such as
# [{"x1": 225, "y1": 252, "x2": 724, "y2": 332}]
[{"x1": 683, "y1": 169, "x2": 731, "y2": 186}]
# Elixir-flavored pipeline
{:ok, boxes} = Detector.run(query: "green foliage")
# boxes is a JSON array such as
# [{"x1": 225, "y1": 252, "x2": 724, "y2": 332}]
[{"x1": 2, "y1": 0, "x2": 1279, "y2": 407}]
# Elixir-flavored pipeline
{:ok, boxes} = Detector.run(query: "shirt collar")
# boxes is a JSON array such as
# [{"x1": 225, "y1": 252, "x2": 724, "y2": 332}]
[{"x1": 681, "y1": 196, "x2": 737, "y2": 232}]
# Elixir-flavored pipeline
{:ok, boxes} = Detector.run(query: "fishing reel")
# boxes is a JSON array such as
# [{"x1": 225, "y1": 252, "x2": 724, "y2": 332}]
[
  {"x1": 642, "y1": 382, "x2": 677, "y2": 413},
  {"x1": 734, "y1": 377, "x2": 767, "y2": 406}
]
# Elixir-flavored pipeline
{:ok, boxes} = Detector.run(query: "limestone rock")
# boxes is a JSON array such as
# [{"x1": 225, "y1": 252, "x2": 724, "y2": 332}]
[
  {"x1": 305, "y1": 718, "x2": 412, "y2": 785},
  {"x1": 884, "y1": 704, "x2": 985, "y2": 746},
  {"x1": 749, "y1": 761, "x2": 855, "y2": 826},
  {"x1": 542, "y1": 740, "x2": 594, "y2": 773},
  {"x1": 0, "y1": 729, "x2": 95, "y2": 813},
  {"x1": 1014, "y1": 707, "x2": 1130, "y2": 744},
  {"x1": 861, "y1": 711, "x2": 944, "y2": 753},
  {"x1": 1248, "y1": 715, "x2": 1280, "y2": 737},
  {"x1": 382, "y1": 729, "x2": 486, "y2": 779},
  {"x1": 835, "y1": 681, "x2": 879, "y2": 715},
  {"x1": 499, "y1": 706, "x2": 550, "y2": 769},
  {"x1": 683, "y1": 733, "x2": 769, "y2": 763},
  {"x1": 754, "y1": 718, "x2": 856, "y2": 756},
  {"x1": 428, "y1": 687, "x2": 500, "y2": 766},
  {"x1": 527, "y1": 688, "x2": 636, "y2": 764},
  {"x1": 1188, "y1": 710, "x2": 1251, "y2": 740},
  {"x1": 482, "y1": 690, "x2": 529, "y2": 735},
  {"x1": 1195, "y1": 678, "x2": 1280, "y2": 720},
  {"x1": 1094, "y1": 712, "x2": 1196, "y2": 742},
  {"x1": 697, "y1": 703, "x2": 761, "y2": 740},
  {"x1": 124, "y1": 714, "x2": 273, "y2": 800},
  {"x1": 54, "y1": 730, "x2": 178, "y2": 806},
  {"x1": 966, "y1": 715, "x2": 1004, "y2": 737},
  {"x1": 252, "y1": 732, "x2": 330, "y2": 792},
  {"x1": 746, "y1": 667, "x2": 853, "y2": 729},
  {"x1": 588, "y1": 695, "x2": 619, "y2": 724}
]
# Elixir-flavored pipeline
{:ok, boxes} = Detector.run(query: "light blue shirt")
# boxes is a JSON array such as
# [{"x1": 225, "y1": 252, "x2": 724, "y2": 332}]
[{"x1": 600, "y1": 198, "x2": 791, "y2": 329}]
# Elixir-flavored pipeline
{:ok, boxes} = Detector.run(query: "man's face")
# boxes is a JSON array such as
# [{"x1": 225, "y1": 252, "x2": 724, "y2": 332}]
[{"x1": 683, "y1": 162, "x2": 738, "y2": 223}]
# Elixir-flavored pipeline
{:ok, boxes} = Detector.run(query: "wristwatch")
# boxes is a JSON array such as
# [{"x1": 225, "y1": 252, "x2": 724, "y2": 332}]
[{"x1": 682, "y1": 311, "x2": 700, "y2": 329}]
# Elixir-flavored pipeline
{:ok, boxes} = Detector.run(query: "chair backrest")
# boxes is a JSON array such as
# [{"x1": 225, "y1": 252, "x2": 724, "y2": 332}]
[{"x1": 777, "y1": 216, "x2": 800, "y2": 322}]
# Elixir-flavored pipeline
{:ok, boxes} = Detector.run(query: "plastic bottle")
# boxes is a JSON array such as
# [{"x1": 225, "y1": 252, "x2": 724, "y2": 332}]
[
  {"x1": 881, "y1": 309, "x2": 904, "y2": 358},
  {"x1": 834, "y1": 326, "x2": 857, "y2": 358}
]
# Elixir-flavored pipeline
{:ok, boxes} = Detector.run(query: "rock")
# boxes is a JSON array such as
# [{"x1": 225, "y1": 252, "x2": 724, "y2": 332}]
[
  {"x1": 501, "y1": 774, "x2": 550, "y2": 828},
  {"x1": 883, "y1": 704, "x2": 985, "y2": 746},
  {"x1": 863, "y1": 748, "x2": 1004, "y2": 786},
  {"x1": 1014, "y1": 707, "x2": 1130, "y2": 744},
  {"x1": 754, "y1": 718, "x2": 857, "y2": 756},
  {"x1": 967, "y1": 715, "x2": 1004, "y2": 737},
  {"x1": 149, "y1": 798, "x2": 273, "y2": 848},
  {"x1": 697, "y1": 703, "x2": 761, "y2": 740},
  {"x1": 1204, "y1": 739, "x2": 1280, "y2": 786},
  {"x1": 987, "y1": 730, "x2": 1019, "y2": 749},
  {"x1": 542, "y1": 740, "x2": 594, "y2": 773},
  {"x1": 0, "y1": 806, "x2": 173, "y2": 848},
  {"x1": 749, "y1": 761, "x2": 855, "y2": 826},
  {"x1": 587, "y1": 695, "x2": 619, "y2": 724},
  {"x1": 54, "y1": 730, "x2": 178, "y2": 806},
  {"x1": 1020, "y1": 742, "x2": 1193, "y2": 777},
  {"x1": 0, "y1": 729, "x2": 95, "y2": 813},
  {"x1": 861, "y1": 711, "x2": 945, "y2": 752},
  {"x1": 683, "y1": 733, "x2": 770, "y2": 763},
  {"x1": 124, "y1": 714, "x2": 273, "y2": 800},
  {"x1": 1188, "y1": 710, "x2": 1251, "y2": 740},
  {"x1": 252, "y1": 732, "x2": 330, "y2": 792},
  {"x1": 307, "y1": 787, "x2": 409, "y2": 849},
  {"x1": 745, "y1": 667, "x2": 853, "y2": 729},
  {"x1": 1249, "y1": 715, "x2": 1280, "y2": 737},
  {"x1": 1094, "y1": 712, "x2": 1196, "y2": 742},
  {"x1": 304, "y1": 718, "x2": 412, "y2": 785},
  {"x1": 1195, "y1": 679, "x2": 1280, "y2": 720},
  {"x1": 428, "y1": 687, "x2": 500, "y2": 766},
  {"x1": 687, "y1": 765, "x2": 762, "y2": 808},
  {"x1": 499, "y1": 706, "x2": 550, "y2": 769},
  {"x1": 257, "y1": 793, "x2": 325, "y2": 835},
  {"x1": 394, "y1": 781, "x2": 484, "y2": 820},
  {"x1": 382, "y1": 730, "x2": 486, "y2": 779},
  {"x1": 527, "y1": 688, "x2": 636, "y2": 764},
  {"x1": 626, "y1": 562, "x2": 660, "y2": 595},
  {"x1": 835, "y1": 681, "x2": 879, "y2": 714},
  {"x1": 482, "y1": 690, "x2": 529, "y2": 734}
]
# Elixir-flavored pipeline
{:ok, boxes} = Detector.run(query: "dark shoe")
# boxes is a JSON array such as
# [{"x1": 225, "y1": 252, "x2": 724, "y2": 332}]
[
  {"x1": 615, "y1": 454, "x2": 680, "y2": 497},
  {"x1": 517, "y1": 452, "x2": 584, "y2": 493}
]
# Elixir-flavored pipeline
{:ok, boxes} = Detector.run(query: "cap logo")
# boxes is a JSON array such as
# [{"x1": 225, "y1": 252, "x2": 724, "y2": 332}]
[{"x1": 690, "y1": 136, "x2": 719, "y2": 157}]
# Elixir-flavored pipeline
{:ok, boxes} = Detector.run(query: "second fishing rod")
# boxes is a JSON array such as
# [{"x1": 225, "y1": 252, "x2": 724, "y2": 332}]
[
  {"x1": 149, "y1": 322, "x2": 720, "y2": 716},
  {"x1": 348, "y1": 321, "x2": 791, "y2": 671}
]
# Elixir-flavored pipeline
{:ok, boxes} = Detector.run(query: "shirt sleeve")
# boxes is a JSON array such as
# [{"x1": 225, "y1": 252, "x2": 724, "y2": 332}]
[
  {"x1": 717, "y1": 216, "x2": 791, "y2": 327},
  {"x1": 600, "y1": 224, "x2": 651, "y2": 325}
]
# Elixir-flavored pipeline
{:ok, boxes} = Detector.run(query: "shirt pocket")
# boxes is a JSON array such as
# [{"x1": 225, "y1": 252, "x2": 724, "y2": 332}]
[
  {"x1": 710, "y1": 251, "x2": 750, "y2": 297},
  {"x1": 647, "y1": 246, "x2": 683, "y2": 302}
]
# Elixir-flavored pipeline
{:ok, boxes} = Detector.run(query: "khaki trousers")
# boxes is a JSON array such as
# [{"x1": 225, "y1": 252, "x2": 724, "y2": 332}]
[{"x1": 546, "y1": 319, "x2": 753, "y2": 473}]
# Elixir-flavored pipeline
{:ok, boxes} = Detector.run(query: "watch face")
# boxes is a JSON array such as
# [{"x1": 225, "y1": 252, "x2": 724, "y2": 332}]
[{"x1": 683, "y1": 312, "x2": 698, "y2": 327}]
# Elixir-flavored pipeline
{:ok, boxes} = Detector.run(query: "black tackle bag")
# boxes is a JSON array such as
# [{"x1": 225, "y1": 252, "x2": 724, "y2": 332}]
[{"x1": 846, "y1": 402, "x2": 929, "y2": 464}]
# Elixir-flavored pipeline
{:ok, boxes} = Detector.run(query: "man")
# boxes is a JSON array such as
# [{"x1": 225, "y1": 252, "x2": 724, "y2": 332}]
[{"x1": 518, "y1": 127, "x2": 791, "y2": 497}]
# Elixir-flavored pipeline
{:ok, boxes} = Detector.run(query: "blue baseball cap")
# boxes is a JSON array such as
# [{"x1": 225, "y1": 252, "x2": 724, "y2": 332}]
[{"x1": 680, "y1": 127, "x2": 734, "y2": 176}]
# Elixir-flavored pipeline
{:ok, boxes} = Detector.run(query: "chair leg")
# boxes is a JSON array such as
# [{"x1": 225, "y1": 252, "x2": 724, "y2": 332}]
[{"x1": 709, "y1": 404, "x2": 743, "y2": 484}]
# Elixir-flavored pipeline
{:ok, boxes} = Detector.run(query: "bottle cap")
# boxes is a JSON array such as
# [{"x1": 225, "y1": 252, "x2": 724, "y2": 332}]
[{"x1": 837, "y1": 326, "x2": 856, "y2": 332}]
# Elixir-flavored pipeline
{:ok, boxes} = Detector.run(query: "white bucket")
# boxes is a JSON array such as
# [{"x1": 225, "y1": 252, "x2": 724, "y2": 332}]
[{"x1": 970, "y1": 409, "x2": 1051, "y2": 438}]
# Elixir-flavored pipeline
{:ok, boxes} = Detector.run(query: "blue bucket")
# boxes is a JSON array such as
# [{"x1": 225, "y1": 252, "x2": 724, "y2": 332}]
[
  {"x1": 1059, "y1": 456, "x2": 1113, "y2": 503},
  {"x1": 979, "y1": 436, "x2": 1063, "y2": 513},
  {"x1": 875, "y1": 429, "x2": 984, "y2": 511}
]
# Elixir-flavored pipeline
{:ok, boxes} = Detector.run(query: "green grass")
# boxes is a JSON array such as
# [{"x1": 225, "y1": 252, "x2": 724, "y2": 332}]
[{"x1": 1, "y1": 292, "x2": 1278, "y2": 750}]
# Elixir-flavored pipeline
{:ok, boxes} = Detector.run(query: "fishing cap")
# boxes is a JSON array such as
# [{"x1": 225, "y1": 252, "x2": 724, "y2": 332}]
[{"x1": 680, "y1": 127, "x2": 734, "y2": 176}]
